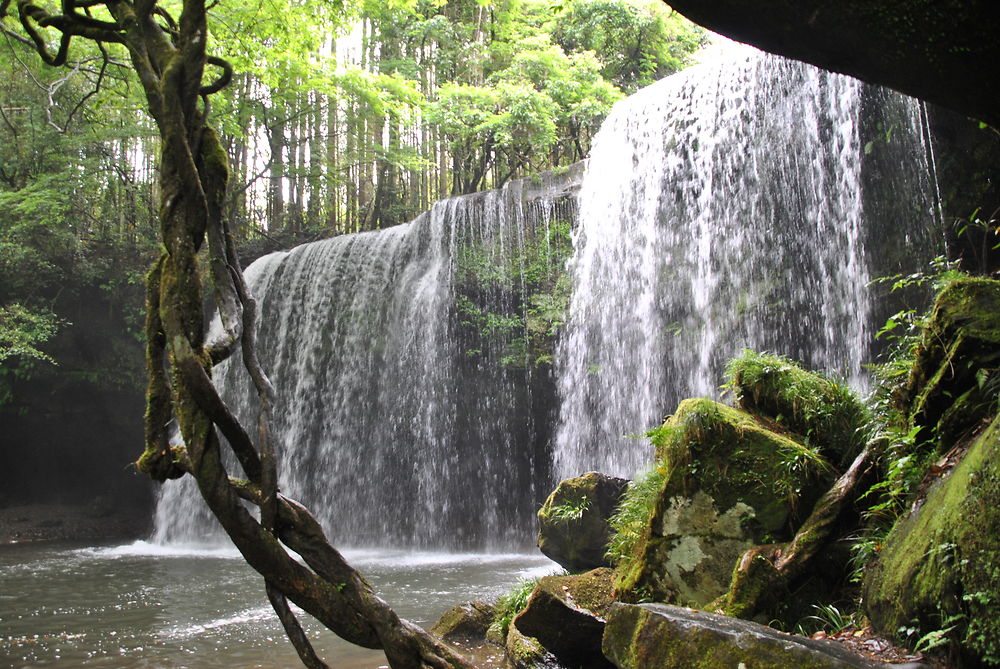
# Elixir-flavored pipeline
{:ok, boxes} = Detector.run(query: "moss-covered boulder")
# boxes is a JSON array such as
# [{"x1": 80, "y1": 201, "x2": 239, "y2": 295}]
[
  {"x1": 903, "y1": 277, "x2": 1000, "y2": 453},
  {"x1": 602, "y1": 603, "x2": 882, "y2": 669},
  {"x1": 430, "y1": 600, "x2": 494, "y2": 641},
  {"x1": 864, "y1": 414, "x2": 1000, "y2": 666},
  {"x1": 537, "y1": 472, "x2": 629, "y2": 572},
  {"x1": 504, "y1": 625, "x2": 550, "y2": 669},
  {"x1": 615, "y1": 398, "x2": 832, "y2": 606},
  {"x1": 513, "y1": 569, "x2": 617, "y2": 669},
  {"x1": 725, "y1": 349, "x2": 868, "y2": 466}
]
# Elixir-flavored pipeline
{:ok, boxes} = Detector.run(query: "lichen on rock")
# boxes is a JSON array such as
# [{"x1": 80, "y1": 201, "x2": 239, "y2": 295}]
[{"x1": 614, "y1": 398, "x2": 832, "y2": 607}]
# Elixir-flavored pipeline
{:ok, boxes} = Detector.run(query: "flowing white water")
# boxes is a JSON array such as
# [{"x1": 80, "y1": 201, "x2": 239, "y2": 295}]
[
  {"x1": 153, "y1": 175, "x2": 576, "y2": 549},
  {"x1": 153, "y1": 46, "x2": 938, "y2": 549},
  {"x1": 552, "y1": 45, "x2": 938, "y2": 480}
]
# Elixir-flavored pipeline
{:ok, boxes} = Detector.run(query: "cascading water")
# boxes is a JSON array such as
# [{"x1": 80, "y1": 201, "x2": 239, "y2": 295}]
[
  {"x1": 153, "y1": 173, "x2": 578, "y2": 549},
  {"x1": 154, "y1": 44, "x2": 939, "y2": 549},
  {"x1": 552, "y1": 44, "x2": 939, "y2": 481}
]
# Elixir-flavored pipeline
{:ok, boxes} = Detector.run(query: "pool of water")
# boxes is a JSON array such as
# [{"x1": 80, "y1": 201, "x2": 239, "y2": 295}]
[{"x1": 0, "y1": 540, "x2": 556, "y2": 668}]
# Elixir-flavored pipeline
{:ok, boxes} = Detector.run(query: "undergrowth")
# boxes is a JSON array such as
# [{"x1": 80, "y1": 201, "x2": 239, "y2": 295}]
[
  {"x1": 604, "y1": 460, "x2": 668, "y2": 568},
  {"x1": 489, "y1": 577, "x2": 541, "y2": 639},
  {"x1": 858, "y1": 257, "x2": 966, "y2": 537}
]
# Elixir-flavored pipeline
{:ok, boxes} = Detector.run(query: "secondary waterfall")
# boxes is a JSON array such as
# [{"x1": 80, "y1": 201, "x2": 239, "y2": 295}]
[
  {"x1": 552, "y1": 45, "x2": 939, "y2": 480},
  {"x1": 153, "y1": 45, "x2": 938, "y2": 548},
  {"x1": 153, "y1": 174, "x2": 578, "y2": 549}
]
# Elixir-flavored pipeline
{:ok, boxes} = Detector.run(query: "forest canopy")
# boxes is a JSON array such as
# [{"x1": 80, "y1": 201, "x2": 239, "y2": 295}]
[{"x1": 0, "y1": 0, "x2": 704, "y2": 376}]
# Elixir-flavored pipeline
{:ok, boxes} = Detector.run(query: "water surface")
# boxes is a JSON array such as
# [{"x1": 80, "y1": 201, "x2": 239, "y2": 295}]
[{"x1": 0, "y1": 541, "x2": 555, "y2": 668}]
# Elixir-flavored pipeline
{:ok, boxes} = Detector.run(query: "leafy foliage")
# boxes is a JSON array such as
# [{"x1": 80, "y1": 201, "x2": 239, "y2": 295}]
[
  {"x1": 547, "y1": 495, "x2": 591, "y2": 522},
  {"x1": 605, "y1": 460, "x2": 667, "y2": 567},
  {"x1": 0, "y1": 304, "x2": 59, "y2": 364},
  {"x1": 489, "y1": 577, "x2": 541, "y2": 639},
  {"x1": 454, "y1": 216, "x2": 574, "y2": 368},
  {"x1": 551, "y1": 0, "x2": 707, "y2": 92},
  {"x1": 795, "y1": 603, "x2": 861, "y2": 636},
  {"x1": 861, "y1": 257, "x2": 970, "y2": 524}
]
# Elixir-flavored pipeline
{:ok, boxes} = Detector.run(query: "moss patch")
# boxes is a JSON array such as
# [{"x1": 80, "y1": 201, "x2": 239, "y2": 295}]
[
  {"x1": 430, "y1": 600, "x2": 494, "y2": 641},
  {"x1": 537, "y1": 472, "x2": 629, "y2": 572},
  {"x1": 615, "y1": 399, "x2": 832, "y2": 606},
  {"x1": 504, "y1": 624, "x2": 548, "y2": 669},
  {"x1": 603, "y1": 603, "x2": 880, "y2": 669},
  {"x1": 535, "y1": 568, "x2": 616, "y2": 617},
  {"x1": 904, "y1": 277, "x2": 1000, "y2": 454},
  {"x1": 864, "y1": 415, "x2": 1000, "y2": 666},
  {"x1": 725, "y1": 349, "x2": 869, "y2": 466}
]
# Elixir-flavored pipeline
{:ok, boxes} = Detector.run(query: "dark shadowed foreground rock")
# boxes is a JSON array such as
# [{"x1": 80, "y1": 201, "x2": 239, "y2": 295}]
[
  {"x1": 513, "y1": 569, "x2": 616, "y2": 669},
  {"x1": 430, "y1": 600, "x2": 494, "y2": 641},
  {"x1": 603, "y1": 603, "x2": 882, "y2": 669},
  {"x1": 537, "y1": 472, "x2": 629, "y2": 572}
]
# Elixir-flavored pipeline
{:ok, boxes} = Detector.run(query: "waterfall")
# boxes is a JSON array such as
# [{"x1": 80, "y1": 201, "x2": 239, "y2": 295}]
[
  {"x1": 552, "y1": 44, "x2": 939, "y2": 481},
  {"x1": 153, "y1": 45, "x2": 939, "y2": 549},
  {"x1": 153, "y1": 173, "x2": 578, "y2": 550}
]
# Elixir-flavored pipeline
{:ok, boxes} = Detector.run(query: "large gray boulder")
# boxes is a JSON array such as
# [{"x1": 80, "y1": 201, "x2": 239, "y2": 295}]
[
  {"x1": 603, "y1": 603, "x2": 883, "y2": 669},
  {"x1": 537, "y1": 472, "x2": 629, "y2": 572}
]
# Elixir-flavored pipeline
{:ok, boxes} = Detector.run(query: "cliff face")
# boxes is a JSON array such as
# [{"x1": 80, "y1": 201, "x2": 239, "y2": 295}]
[{"x1": 665, "y1": 0, "x2": 1000, "y2": 128}]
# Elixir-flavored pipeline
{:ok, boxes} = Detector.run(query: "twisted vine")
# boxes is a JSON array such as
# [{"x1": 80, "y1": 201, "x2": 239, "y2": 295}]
[{"x1": 0, "y1": 2, "x2": 477, "y2": 667}]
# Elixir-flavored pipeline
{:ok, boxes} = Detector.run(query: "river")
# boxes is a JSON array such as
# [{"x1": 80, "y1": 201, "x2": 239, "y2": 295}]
[{"x1": 0, "y1": 541, "x2": 555, "y2": 668}]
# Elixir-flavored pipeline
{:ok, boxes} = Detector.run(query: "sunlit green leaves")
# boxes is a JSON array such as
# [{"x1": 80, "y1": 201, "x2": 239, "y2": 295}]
[{"x1": 0, "y1": 304, "x2": 60, "y2": 364}]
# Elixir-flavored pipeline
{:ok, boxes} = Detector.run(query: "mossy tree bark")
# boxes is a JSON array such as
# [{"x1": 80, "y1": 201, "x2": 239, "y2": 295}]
[
  {"x1": 0, "y1": 2, "x2": 475, "y2": 667},
  {"x1": 663, "y1": 0, "x2": 1000, "y2": 129}
]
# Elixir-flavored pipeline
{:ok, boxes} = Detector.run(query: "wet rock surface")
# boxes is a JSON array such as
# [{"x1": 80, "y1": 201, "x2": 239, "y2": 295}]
[
  {"x1": 431, "y1": 600, "x2": 495, "y2": 641},
  {"x1": 616, "y1": 398, "x2": 831, "y2": 606},
  {"x1": 603, "y1": 603, "x2": 885, "y2": 669},
  {"x1": 513, "y1": 569, "x2": 616, "y2": 669}
]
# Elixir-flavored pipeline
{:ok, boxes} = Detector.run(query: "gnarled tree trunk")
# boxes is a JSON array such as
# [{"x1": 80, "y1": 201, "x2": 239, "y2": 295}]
[{"x1": 0, "y1": 2, "x2": 476, "y2": 667}]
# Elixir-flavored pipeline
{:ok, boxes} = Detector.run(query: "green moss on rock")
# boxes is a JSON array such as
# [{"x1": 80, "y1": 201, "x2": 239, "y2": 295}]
[
  {"x1": 725, "y1": 349, "x2": 869, "y2": 466},
  {"x1": 537, "y1": 472, "x2": 629, "y2": 572},
  {"x1": 603, "y1": 603, "x2": 881, "y2": 669},
  {"x1": 615, "y1": 399, "x2": 832, "y2": 606},
  {"x1": 430, "y1": 600, "x2": 494, "y2": 641},
  {"x1": 864, "y1": 414, "x2": 1000, "y2": 666},
  {"x1": 504, "y1": 624, "x2": 548, "y2": 669},
  {"x1": 513, "y1": 569, "x2": 616, "y2": 669},
  {"x1": 535, "y1": 568, "x2": 617, "y2": 617},
  {"x1": 904, "y1": 277, "x2": 1000, "y2": 453}
]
